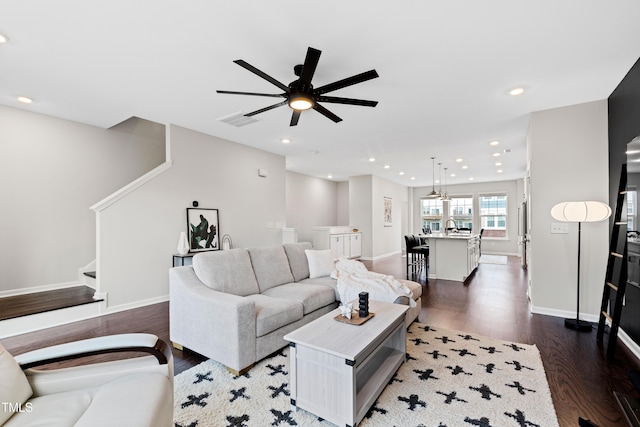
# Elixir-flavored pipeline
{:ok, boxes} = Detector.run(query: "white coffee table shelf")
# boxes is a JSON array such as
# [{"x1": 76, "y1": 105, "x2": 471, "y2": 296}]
[{"x1": 284, "y1": 300, "x2": 408, "y2": 427}]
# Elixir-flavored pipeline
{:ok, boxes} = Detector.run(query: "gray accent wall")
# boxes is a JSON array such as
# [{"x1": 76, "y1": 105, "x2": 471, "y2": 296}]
[
  {"x1": 285, "y1": 171, "x2": 338, "y2": 243},
  {"x1": 0, "y1": 106, "x2": 165, "y2": 294}
]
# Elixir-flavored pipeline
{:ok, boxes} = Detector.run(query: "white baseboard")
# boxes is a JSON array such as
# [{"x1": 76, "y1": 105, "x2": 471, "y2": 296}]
[
  {"x1": 360, "y1": 250, "x2": 402, "y2": 262},
  {"x1": 103, "y1": 295, "x2": 169, "y2": 316}
]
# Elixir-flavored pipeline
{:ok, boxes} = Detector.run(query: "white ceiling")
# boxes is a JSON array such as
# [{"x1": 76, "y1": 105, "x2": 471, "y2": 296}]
[{"x1": 2, "y1": 1, "x2": 640, "y2": 187}]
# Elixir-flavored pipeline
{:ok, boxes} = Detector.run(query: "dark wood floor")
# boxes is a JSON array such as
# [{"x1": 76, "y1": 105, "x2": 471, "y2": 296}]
[{"x1": 2, "y1": 255, "x2": 639, "y2": 427}]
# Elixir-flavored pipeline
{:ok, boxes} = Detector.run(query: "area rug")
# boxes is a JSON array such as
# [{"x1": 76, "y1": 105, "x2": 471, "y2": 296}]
[
  {"x1": 479, "y1": 255, "x2": 508, "y2": 265},
  {"x1": 173, "y1": 323, "x2": 559, "y2": 427}
]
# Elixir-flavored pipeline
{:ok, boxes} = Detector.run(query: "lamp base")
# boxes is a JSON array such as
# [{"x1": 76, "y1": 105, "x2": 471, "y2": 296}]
[{"x1": 565, "y1": 318, "x2": 592, "y2": 332}]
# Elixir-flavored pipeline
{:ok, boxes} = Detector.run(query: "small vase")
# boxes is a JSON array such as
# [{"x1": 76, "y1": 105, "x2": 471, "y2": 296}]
[{"x1": 177, "y1": 232, "x2": 189, "y2": 255}]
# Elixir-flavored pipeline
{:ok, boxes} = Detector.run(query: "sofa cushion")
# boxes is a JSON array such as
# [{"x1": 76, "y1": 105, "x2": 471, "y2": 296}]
[
  {"x1": 0, "y1": 343, "x2": 33, "y2": 425},
  {"x1": 305, "y1": 249, "x2": 336, "y2": 278},
  {"x1": 261, "y1": 283, "x2": 336, "y2": 315},
  {"x1": 248, "y1": 246, "x2": 295, "y2": 292},
  {"x1": 244, "y1": 295, "x2": 303, "y2": 337},
  {"x1": 5, "y1": 373, "x2": 171, "y2": 427},
  {"x1": 283, "y1": 242, "x2": 312, "y2": 281},
  {"x1": 299, "y1": 277, "x2": 340, "y2": 300},
  {"x1": 398, "y1": 278, "x2": 423, "y2": 299},
  {"x1": 192, "y1": 249, "x2": 259, "y2": 296}
]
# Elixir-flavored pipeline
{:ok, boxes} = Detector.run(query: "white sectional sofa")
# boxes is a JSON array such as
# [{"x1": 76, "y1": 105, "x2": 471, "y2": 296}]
[{"x1": 169, "y1": 242, "x2": 422, "y2": 374}]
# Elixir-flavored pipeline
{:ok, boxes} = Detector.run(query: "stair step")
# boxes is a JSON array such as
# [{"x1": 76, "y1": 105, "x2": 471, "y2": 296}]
[
  {"x1": 0, "y1": 286, "x2": 102, "y2": 321},
  {"x1": 83, "y1": 271, "x2": 97, "y2": 279}
]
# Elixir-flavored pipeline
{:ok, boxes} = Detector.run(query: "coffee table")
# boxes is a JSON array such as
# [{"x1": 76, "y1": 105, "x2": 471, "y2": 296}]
[{"x1": 284, "y1": 300, "x2": 408, "y2": 427}]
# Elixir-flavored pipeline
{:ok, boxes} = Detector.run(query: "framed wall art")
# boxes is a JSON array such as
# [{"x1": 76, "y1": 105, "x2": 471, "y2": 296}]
[
  {"x1": 186, "y1": 208, "x2": 220, "y2": 252},
  {"x1": 384, "y1": 197, "x2": 392, "y2": 227}
]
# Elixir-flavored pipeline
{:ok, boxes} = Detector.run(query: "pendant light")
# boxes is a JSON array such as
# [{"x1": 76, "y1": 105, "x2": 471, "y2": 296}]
[
  {"x1": 442, "y1": 167, "x2": 451, "y2": 201},
  {"x1": 437, "y1": 162, "x2": 444, "y2": 199},
  {"x1": 427, "y1": 157, "x2": 439, "y2": 198}
]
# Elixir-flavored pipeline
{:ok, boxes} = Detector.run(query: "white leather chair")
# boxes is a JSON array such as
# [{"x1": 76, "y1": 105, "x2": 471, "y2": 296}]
[{"x1": 1, "y1": 334, "x2": 173, "y2": 426}]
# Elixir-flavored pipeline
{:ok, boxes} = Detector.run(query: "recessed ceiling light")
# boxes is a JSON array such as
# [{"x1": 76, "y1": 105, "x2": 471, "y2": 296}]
[
  {"x1": 450, "y1": 173, "x2": 456, "y2": 177},
  {"x1": 410, "y1": 176, "x2": 416, "y2": 180},
  {"x1": 492, "y1": 152, "x2": 501, "y2": 157},
  {"x1": 509, "y1": 87, "x2": 525, "y2": 96},
  {"x1": 497, "y1": 169, "x2": 503, "y2": 173},
  {"x1": 327, "y1": 174, "x2": 332, "y2": 179},
  {"x1": 369, "y1": 157, "x2": 375, "y2": 162},
  {"x1": 462, "y1": 165, "x2": 468, "y2": 170},
  {"x1": 281, "y1": 138, "x2": 290, "y2": 144},
  {"x1": 495, "y1": 162, "x2": 502, "y2": 166},
  {"x1": 456, "y1": 158, "x2": 463, "y2": 163},
  {"x1": 18, "y1": 96, "x2": 33, "y2": 104},
  {"x1": 384, "y1": 165, "x2": 390, "y2": 169},
  {"x1": 399, "y1": 171, "x2": 405, "y2": 176},
  {"x1": 469, "y1": 177, "x2": 474, "y2": 181},
  {"x1": 490, "y1": 140, "x2": 500, "y2": 146},
  {"x1": 0, "y1": 33, "x2": 8, "y2": 43}
]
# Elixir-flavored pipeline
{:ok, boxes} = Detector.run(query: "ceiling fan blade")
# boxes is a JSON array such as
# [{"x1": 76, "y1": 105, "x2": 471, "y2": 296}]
[
  {"x1": 244, "y1": 100, "x2": 288, "y2": 117},
  {"x1": 315, "y1": 70, "x2": 379, "y2": 95},
  {"x1": 234, "y1": 59, "x2": 289, "y2": 92},
  {"x1": 313, "y1": 103, "x2": 342, "y2": 123},
  {"x1": 217, "y1": 90, "x2": 285, "y2": 98},
  {"x1": 316, "y1": 96, "x2": 378, "y2": 107},
  {"x1": 298, "y1": 47, "x2": 322, "y2": 88},
  {"x1": 290, "y1": 110, "x2": 301, "y2": 126}
]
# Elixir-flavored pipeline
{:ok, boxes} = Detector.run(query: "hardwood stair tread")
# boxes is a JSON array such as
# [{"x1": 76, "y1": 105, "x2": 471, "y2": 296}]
[{"x1": 0, "y1": 286, "x2": 102, "y2": 321}]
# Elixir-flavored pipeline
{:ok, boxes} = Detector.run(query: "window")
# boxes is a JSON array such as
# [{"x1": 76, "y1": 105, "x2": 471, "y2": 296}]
[
  {"x1": 629, "y1": 188, "x2": 637, "y2": 232},
  {"x1": 449, "y1": 196, "x2": 473, "y2": 230},
  {"x1": 421, "y1": 198, "x2": 443, "y2": 232},
  {"x1": 479, "y1": 194, "x2": 508, "y2": 238}
]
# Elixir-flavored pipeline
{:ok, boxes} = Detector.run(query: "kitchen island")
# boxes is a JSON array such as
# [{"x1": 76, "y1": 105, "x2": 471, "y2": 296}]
[{"x1": 420, "y1": 233, "x2": 480, "y2": 282}]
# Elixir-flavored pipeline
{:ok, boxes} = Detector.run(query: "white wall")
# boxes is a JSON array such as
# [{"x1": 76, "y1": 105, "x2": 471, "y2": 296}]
[
  {"x1": 372, "y1": 175, "x2": 409, "y2": 257},
  {"x1": 0, "y1": 106, "x2": 165, "y2": 294},
  {"x1": 349, "y1": 175, "x2": 373, "y2": 258},
  {"x1": 96, "y1": 125, "x2": 286, "y2": 309},
  {"x1": 349, "y1": 175, "x2": 408, "y2": 260},
  {"x1": 285, "y1": 172, "x2": 338, "y2": 243},
  {"x1": 337, "y1": 181, "x2": 349, "y2": 225},
  {"x1": 412, "y1": 179, "x2": 523, "y2": 256},
  {"x1": 527, "y1": 100, "x2": 609, "y2": 319}
]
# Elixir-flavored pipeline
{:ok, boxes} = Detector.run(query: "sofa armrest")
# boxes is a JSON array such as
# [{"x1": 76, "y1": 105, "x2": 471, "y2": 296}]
[
  {"x1": 16, "y1": 335, "x2": 174, "y2": 397},
  {"x1": 15, "y1": 334, "x2": 170, "y2": 369},
  {"x1": 169, "y1": 266, "x2": 257, "y2": 371}
]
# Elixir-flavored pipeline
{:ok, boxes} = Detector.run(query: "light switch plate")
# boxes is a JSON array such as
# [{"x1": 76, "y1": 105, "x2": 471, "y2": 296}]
[{"x1": 551, "y1": 223, "x2": 569, "y2": 234}]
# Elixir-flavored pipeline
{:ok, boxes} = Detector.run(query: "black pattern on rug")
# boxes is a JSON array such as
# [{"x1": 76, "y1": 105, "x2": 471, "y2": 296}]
[{"x1": 173, "y1": 323, "x2": 559, "y2": 426}]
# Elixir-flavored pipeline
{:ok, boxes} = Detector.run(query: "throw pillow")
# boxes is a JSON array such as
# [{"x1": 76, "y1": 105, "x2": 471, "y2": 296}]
[
  {"x1": 305, "y1": 249, "x2": 336, "y2": 279},
  {"x1": 0, "y1": 343, "x2": 33, "y2": 424}
]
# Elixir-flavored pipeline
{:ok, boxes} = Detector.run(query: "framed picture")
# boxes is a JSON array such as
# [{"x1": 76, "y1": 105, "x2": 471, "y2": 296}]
[
  {"x1": 384, "y1": 197, "x2": 392, "y2": 227},
  {"x1": 186, "y1": 208, "x2": 220, "y2": 252}
]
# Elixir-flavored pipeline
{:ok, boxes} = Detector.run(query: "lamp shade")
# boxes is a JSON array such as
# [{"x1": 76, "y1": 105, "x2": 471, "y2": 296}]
[{"x1": 550, "y1": 201, "x2": 612, "y2": 223}]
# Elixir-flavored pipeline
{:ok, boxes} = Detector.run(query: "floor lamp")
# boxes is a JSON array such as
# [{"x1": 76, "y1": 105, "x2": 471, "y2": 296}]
[{"x1": 550, "y1": 201, "x2": 612, "y2": 332}]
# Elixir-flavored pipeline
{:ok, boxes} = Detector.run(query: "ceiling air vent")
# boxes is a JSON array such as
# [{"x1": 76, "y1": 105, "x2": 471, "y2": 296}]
[{"x1": 217, "y1": 111, "x2": 260, "y2": 127}]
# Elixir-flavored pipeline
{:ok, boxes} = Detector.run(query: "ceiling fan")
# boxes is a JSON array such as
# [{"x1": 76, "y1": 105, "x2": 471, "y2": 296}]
[{"x1": 217, "y1": 47, "x2": 379, "y2": 126}]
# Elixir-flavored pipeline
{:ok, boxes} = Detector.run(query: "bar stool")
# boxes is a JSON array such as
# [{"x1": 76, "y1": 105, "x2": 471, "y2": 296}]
[{"x1": 405, "y1": 235, "x2": 429, "y2": 281}]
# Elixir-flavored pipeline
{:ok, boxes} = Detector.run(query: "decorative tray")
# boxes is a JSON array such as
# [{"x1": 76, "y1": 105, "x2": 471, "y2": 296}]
[{"x1": 334, "y1": 312, "x2": 375, "y2": 325}]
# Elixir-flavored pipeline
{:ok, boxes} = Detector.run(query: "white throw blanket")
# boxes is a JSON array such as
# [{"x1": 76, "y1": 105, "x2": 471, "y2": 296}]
[{"x1": 331, "y1": 258, "x2": 416, "y2": 307}]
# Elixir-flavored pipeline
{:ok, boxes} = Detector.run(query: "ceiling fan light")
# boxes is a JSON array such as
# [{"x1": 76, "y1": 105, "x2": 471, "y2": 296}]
[{"x1": 289, "y1": 95, "x2": 314, "y2": 111}]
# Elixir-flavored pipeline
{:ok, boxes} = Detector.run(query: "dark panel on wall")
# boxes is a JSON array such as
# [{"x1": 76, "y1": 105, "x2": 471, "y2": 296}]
[{"x1": 609, "y1": 56, "x2": 640, "y2": 344}]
